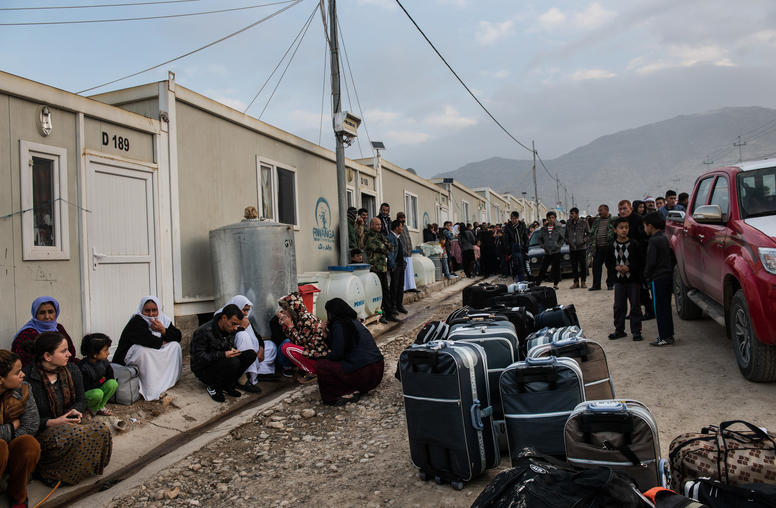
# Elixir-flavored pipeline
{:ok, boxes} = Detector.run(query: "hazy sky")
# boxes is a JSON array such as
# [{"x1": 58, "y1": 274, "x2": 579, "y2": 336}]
[{"x1": 4, "y1": 0, "x2": 776, "y2": 178}]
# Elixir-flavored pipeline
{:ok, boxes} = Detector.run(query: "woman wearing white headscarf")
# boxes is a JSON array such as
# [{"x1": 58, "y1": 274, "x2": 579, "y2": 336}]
[
  {"x1": 114, "y1": 296, "x2": 183, "y2": 400},
  {"x1": 226, "y1": 295, "x2": 278, "y2": 391}
]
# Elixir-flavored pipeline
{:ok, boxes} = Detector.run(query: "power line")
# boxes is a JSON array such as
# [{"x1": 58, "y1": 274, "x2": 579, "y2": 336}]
[
  {"x1": 243, "y1": 2, "x2": 319, "y2": 113},
  {"x1": 258, "y1": 2, "x2": 317, "y2": 119},
  {"x1": 76, "y1": 0, "x2": 304, "y2": 94},
  {"x1": 0, "y1": 1, "x2": 294, "y2": 26},
  {"x1": 393, "y1": 0, "x2": 533, "y2": 154},
  {"x1": 0, "y1": 0, "x2": 198, "y2": 10},
  {"x1": 337, "y1": 16, "x2": 372, "y2": 147}
]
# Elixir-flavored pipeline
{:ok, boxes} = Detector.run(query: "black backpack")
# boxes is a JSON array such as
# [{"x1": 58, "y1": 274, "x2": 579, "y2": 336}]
[{"x1": 471, "y1": 453, "x2": 650, "y2": 508}]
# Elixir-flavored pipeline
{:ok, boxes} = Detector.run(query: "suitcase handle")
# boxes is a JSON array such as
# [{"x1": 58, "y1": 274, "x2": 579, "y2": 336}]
[
  {"x1": 525, "y1": 356, "x2": 557, "y2": 366},
  {"x1": 552, "y1": 337, "x2": 581, "y2": 347},
  {"x1": 470, "y1": 399, "x2": 492, "y2": 431},
  {"x1": 586, "y1": 400, "x2": 627, "y2": 412}
]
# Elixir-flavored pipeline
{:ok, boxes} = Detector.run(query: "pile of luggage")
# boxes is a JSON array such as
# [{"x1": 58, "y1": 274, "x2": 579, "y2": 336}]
[{"x1": 395, "y1": 282, "x2": 776, "y2": 507}]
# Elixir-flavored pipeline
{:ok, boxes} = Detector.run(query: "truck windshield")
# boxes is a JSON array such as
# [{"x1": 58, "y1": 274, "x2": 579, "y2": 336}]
[{"x1": 737, "y1": 166, "x2": 776, "y2": 219}]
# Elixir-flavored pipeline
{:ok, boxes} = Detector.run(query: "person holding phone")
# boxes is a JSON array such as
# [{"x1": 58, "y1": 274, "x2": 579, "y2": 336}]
[{"x1": 22, "y1": 332, "x2": 112, "y2": 486}]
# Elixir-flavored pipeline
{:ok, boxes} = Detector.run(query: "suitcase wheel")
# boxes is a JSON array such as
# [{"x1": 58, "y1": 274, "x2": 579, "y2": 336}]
[
  {"x1": 418, "y1": 470, "x2": 429, "y2": 482},
  {"x1": 434, "y1": 476, "x2": 442, "y2": 485},
  {"x1": 450, "y1": 480, "x2": 464, "y2": 491}
]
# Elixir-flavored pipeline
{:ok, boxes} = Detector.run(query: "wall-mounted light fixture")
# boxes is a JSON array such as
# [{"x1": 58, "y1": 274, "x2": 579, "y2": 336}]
[{"x1": 38, "y1": 105, "x2": 53, "y2": 136}]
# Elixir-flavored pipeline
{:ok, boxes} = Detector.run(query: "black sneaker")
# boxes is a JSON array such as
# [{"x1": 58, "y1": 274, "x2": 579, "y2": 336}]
[
  {"x1": 386, "y1": 315, "x2": 400, "y2": 323},
  {"x1": 281, "y1": 367, "x2": 294, "y2": 378},
  {"x1": 224, "y1": 386, "x2": 242, "y2": 397},
  {"x1": 396, "y1": 306, "x2": 409, "y2": 314},
  {"x1": 256, "y1": 373, "x2": 282, "y2": 382},
  {"x1": 608, "y1": 331, "x2": 627, "y2": 340},
  {"x1": 238, "y1": 382, "x2": 262, "y2": 394},
  {"x1": 650, "y1": 337, "x2": 675, "y2": 347},
  {"x1": 207, "y1": 386, "x2": 225, "y2": 403},
  {"x1": 643, "y1": 312, "x2": 655, "y2": 321},
  {"x1": 378, "y1": 316, "x2": 388, "y2": 324},
  {"x1": 588, "y1": 286, "x2": 601, "y2": 291},
  {"x1": 632, "y1": 333, "x2": 643, "y2": 341}
]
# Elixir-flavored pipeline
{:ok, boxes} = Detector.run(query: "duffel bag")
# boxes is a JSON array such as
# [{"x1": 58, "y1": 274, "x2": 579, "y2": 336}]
[
  {"x1": 110, "y1": 363, "x2": 141, "y2": 405},
  {"x1": 669, "y1": 420, "x2": 776, "y2": 490},
  {"x1": 470, "y1": 452, "x2": 649, "y2": 508},
  {"x1": 684, "y1": 478, "x2": 776, "y2": 508}
]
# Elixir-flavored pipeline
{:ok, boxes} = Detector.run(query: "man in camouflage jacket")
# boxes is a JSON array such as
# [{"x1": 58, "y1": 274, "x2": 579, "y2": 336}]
[{"x1": 365, "y1": 217, "x2": 397, "y2": 323}]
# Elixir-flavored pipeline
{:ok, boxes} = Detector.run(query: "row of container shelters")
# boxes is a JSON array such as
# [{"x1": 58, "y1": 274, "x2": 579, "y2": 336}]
[{"x1": 0, "y1": 70, "x2": 558, "y2": 352}]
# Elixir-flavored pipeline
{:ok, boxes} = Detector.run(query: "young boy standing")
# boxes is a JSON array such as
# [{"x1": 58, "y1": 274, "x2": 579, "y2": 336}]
[
  {"x1": 606, "y1": 218, "x2": 644, "y2": 341},
  {"x1": 643, "y1": 212, "x2": 675, "y2": 346}
]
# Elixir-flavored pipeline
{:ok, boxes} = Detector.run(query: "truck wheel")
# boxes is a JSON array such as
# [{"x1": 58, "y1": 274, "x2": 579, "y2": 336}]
[
  {"x1": 730, "y1": 289, "x2": 776, "y2": 382},
  {"x1": 673, "y1": 265, "x2": 702, "y2": 320}
]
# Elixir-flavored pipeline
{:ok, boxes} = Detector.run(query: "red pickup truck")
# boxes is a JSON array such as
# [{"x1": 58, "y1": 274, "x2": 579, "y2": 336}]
[{"x1": 667, "y1": 161, "x2": 776, "y2": 381}]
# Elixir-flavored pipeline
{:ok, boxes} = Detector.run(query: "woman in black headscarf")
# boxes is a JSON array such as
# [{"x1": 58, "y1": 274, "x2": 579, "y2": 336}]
[{"x1": 315, "y1": 299, "x2": 384, "y2": 406}]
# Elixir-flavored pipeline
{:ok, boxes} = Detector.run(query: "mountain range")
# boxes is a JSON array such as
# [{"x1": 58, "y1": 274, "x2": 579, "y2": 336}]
[{"x1": 432, "y1": 106, "x2": 776, "y2": 215}]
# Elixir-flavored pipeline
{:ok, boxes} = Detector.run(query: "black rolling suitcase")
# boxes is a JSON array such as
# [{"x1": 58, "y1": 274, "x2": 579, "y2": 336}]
[
  {"x1": 507, "y1": 283, "x2": 558, "y2": 310},
  {"x1": 499, "y1": 356, "x2": 585, "y2": 462},
  {"x1": 490, "y1": 293, "x2": 542, "y2": 315},
  {"x1": 535, "y1": 304, "x2": 580, "y2": 329},
  {"x1": 399, "y1": 341, "x2": 500, "y2": 489},
  {"x1": 447, "y1": 306, "x2": 535, "y2": 343},
  {"x1": 462, "y1": 283, "x2": 508, "y2": 308}
]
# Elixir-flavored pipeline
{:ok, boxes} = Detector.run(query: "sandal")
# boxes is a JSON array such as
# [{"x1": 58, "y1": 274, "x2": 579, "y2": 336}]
[{"x1": 296, "y1": 372, "x2": 317, "y2": 384}]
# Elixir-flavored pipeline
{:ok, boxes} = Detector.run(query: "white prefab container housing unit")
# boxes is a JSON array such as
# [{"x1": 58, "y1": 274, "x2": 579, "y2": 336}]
[
  {"x1": 430, "y1": 178, "x2": 487, "y2": 225},
  {"x1": 0, "y1": 71, "x2": 172, "y2": 350}
]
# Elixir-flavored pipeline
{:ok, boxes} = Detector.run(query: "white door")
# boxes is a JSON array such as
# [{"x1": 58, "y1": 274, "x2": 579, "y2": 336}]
[{"x1": 87, "y1": 157, "x2": 159, "y2": 345}]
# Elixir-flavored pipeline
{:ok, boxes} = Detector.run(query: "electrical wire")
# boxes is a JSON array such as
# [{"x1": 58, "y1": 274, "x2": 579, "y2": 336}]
[
  {"x1": 76, "y1": 0, "x2": 304, "y2": 94},
  {"x1": 318, "y1": 38, "x2": 329, "y2": 145},
  {"x1": 0, "y1": 0, "x2": 197, "y2": 10},
  {"x1": 243, "y1": 2, "x2": 319, "y2": 113},
  {"x1": 394, "y1": 0, "x2": 533, "y2": 154},
  {"x1": 258, "y1": 2, "x2": 317, "y2": 119},
  {"x1": 0, "y1": 1, "x2": 295, "y2": 26},
  {"x1": 337, "y1": 16, "x2": 372, "y2": 147}
]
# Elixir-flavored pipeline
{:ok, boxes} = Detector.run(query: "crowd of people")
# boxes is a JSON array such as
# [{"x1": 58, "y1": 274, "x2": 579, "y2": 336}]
[{"x1": 0, "y1": 192, "x2": 684, "y2": 504}]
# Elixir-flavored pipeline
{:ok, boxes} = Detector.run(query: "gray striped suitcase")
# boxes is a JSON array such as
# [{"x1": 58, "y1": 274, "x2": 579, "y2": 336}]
[{"x1": 499, "y1": 356, "x2": 585, "y2": 462}]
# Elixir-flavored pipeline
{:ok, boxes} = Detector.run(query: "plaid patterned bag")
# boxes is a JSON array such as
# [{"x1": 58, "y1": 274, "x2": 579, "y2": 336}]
[{"x1": 669, "y1": 420, "x2": 776, "y2": 490}]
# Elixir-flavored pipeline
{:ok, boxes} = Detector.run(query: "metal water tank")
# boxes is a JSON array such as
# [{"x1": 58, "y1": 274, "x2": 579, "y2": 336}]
[{"x1": 210, "y1": 221, "x2": 297, "y2": 337}]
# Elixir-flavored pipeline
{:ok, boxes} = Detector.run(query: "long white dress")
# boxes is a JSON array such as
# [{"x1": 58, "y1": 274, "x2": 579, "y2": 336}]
[
  {"x1": 124, "y1": 341, "x2": 182, "y2": 401},
  {"x1": 234, "y1": 329, "x2": 277, "y2": 383}
]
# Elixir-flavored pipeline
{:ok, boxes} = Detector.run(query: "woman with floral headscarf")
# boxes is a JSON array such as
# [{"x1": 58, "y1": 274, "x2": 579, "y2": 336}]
[
  {"x1": 277, "y1": 292, "x2": 329, "y2": 384},
  {"x1": 113, "y1": 296, "x2": 182, "y2": 400},
  {"x1": 12, "y1": 297, "x2": 77, "y2": 367}
]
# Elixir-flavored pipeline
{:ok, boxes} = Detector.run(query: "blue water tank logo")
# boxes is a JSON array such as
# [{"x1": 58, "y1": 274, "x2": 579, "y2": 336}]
[{"x1": 313, "y1": 197, "x2": 335, "y2": 250}]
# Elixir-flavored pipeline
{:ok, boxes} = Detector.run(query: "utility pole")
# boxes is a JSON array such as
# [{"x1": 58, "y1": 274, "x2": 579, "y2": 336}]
[
  {"x1": 555, "y1": 174, "x2": 560, "y2": 211},
  {"x1": 532, "y1": 140, "x2": 538, "y2": 223},
  {"x1": 329, "y1": 0, "x2": 348, "y2": 266},
  {"x1": 734, "y1": 135, "x2": 747, "y2": 163}
]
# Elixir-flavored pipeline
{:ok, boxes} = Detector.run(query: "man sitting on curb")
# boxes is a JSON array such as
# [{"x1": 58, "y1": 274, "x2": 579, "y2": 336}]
[{"x1": 190, "y1": 304, "x2": 257, "y2": 402}]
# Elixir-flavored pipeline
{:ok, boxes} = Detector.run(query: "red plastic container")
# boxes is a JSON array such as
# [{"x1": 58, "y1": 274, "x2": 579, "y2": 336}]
[{"x1": 298, "y1": 284, "x2": 321, "y2": 314}]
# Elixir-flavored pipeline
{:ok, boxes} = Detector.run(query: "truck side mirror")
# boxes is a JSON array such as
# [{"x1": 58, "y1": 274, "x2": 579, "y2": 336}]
[
  {"x1": 667, "y1": 210, "x2": 685, "y2": 223},
  {"x1": 692, "y1": 204, "x2": 723, "y2": 224}
]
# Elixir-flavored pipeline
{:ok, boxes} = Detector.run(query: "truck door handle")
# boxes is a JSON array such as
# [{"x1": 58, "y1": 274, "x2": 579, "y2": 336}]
[{"x1": 697, "y1": 234, "x2": 705, "y2": 241}]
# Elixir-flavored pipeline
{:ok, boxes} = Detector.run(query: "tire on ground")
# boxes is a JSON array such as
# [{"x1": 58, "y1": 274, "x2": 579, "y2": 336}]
[
  {"x1": 673, "y1": 265, "x2": 702, "y2": 320},
  {"x1": 729, "y1": 289, "x2": 776, "y2": 382}
]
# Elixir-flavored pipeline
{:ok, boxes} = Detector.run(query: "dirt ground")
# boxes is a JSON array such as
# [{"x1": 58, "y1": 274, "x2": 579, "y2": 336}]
[{"x1": 105, "y1": 279, "x2": 776, "y2": 507}]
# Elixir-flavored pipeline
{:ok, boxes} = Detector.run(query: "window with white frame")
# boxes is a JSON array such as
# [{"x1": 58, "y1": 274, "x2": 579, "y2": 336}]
[
  {"x1": 256, "y1": 158, "x2": 298, "y2": 226},
  {"x1": 20, "y1": 141, "x2": 69, "y2": 260},
  {"x1": 346, "y1": 188, "x2": 354, "y2": 208},
  {"x1": 403, "y1": 191, "x2": 419, "y2": 230},
  {"x1": 461, "y1": 200, "x2": 470, "y2": 224}
]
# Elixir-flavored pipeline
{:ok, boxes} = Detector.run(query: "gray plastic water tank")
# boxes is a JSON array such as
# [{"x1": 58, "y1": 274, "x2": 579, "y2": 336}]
[{"x1": 210, "y1": 221, "x2": 297, "y2": 337}]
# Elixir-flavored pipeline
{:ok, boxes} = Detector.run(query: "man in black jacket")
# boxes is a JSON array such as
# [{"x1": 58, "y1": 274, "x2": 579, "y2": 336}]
[
  {"x1": 190, "y1": 304, "x2": 257, "y2": 402},
  {"x1": 504, "y1": 211, "x2": 529, "y2": 282},
  {"x1": 619, "y1": 199, "x2": 655, "y2": 320},
  {"x1": 643, "y1": 212, "x2": 675, "y2": 346}
]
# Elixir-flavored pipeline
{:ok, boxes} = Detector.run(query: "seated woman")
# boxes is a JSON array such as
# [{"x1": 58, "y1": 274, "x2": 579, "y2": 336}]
[
  {"x1": 277, "y1": 293, "x2": 329, "y2": 384},
  {"x1": 0, "y1": 350, "x2": 41, "y2": 508},
  {"x1": 316, "y1": 299, "x2": 384, "y2": 406},
  {"x1": 22, "y1": 332, "x2": 112, "y2": 486},
  {"x1": 113, "y1": 296, "x2": 182, "y2": 401},
  {"x1": 224, "y1": 296, "x2": 278, "y2": 393},
  {"x1": 12, "y1": 297, "x2": 77, "y2": 367}
]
